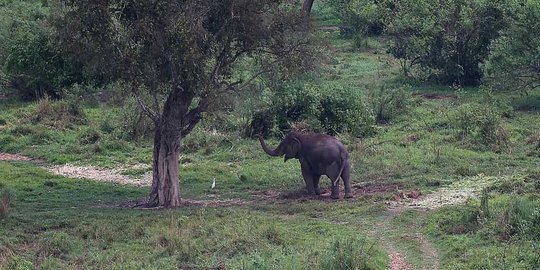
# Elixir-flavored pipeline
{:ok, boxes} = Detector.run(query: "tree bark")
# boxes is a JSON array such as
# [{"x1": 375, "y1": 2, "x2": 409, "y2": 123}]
[
  {"x1": 147, "y1": 123, "x2": 182, "y2": 207},
  {"x1": 302, "y1": 0, "x2": 315, "y2": 14},
  {"x1": 147, "y1": 88, "x2": 195, "y2": 208}
]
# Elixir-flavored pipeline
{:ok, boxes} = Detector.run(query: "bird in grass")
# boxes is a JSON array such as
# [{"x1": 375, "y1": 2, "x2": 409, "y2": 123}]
[{"x1": 211, "y1": 178, "x2": 216, "y2": 189}]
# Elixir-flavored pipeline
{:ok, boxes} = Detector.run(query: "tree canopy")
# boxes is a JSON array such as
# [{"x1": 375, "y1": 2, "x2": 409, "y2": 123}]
[{"x1": 55, "y1": 0, "x2": 316, "y2": 207}]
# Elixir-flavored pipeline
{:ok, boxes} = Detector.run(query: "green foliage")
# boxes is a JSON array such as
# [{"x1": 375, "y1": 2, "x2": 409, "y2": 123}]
[
  {"x1": 29, "y1": 97, "x2": 87, "y2": 129},
  {"x1": 428, "y1": 183, "x2": 540, "y2": 269},
  {"x1": 115, "y1": 97, "x2": 154, "y2": 141},
  {"x1": 79, "y1": 128, "x2": 101, "y2": 145},
  {"x1": 248, "y1": 81, "x2": 375, "y2": 137},
  {"x1": 386, "y1": 0, "x2": 506, "y2": 85},
  {"x1": 484, "y1": 0, "x2": 540, "y2": 93},
  {"x1": 367, "y1": 85, "x2": 410, "y2": 124},
  {"x1": 453, "y1": 102, "x2": 509, "y2": 150},
  {"x1": 5, "y1": 256, "x2": 33, "y2": 270},
  {"x1": 330, "y1": 0, "x2": 393, "y2": 37},
  {"x1": 318, "y1": 86, "x2": 374, "y2": 136},
  {"x1": 435, "y1": 204, "x2": 480, "y2": 235},
  {"x1": 0, "y1": 1, "x2": 84, "y2": 100}
]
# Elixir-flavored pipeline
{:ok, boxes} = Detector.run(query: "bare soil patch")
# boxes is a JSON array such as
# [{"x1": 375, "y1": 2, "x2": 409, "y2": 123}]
[
  {"x1": 0, "y1": 153, "x2": 32, "y2": 161},
  {"x1": 47, "y1": 164, "x2": 152, "y2": 187},
  {"x1": 389, "y1": 252, "x2": 412, "y2": 270},
  {"x1": 251, "y1": 183, "x2": 402, "y2": 202},
  {"x1": 109, "y1": 198, "x2": 248, "y2": 209}
]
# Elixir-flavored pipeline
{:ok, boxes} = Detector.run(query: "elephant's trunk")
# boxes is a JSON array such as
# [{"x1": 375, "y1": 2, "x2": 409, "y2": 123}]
[{"x1": 258, "y1": 136, "x2": 282, "y2": 157}]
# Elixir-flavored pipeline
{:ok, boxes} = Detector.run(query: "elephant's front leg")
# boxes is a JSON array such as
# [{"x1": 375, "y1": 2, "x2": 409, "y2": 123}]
[
  {"x1": 313, "y1": 174, "x2": 322, "y2": 195},
  {"x1": 300, "y1": 164, "x2": 316, "y2": 195}
]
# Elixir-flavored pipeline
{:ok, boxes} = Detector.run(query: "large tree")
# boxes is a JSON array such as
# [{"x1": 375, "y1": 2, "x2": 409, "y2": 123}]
[
  {"x1": 485, "y1": 1, "x2": 540, "y2": 93},
  {"x1": 56, "y1": 0, "x2": 314, "y2": 207},
  {"x1": 302, "y1": 0, "x2": 315, "y2": 13}
]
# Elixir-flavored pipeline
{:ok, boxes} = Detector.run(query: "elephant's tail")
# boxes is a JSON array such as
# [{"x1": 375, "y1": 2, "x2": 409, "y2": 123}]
[{"x1": 333, "y1": 152, "x2": 347, "y2": 186}]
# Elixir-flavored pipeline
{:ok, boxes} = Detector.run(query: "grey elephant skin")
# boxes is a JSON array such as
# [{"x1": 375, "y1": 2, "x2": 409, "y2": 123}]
[{"x1": 257, "y1": 132, "x2": 353, "y2": 199}]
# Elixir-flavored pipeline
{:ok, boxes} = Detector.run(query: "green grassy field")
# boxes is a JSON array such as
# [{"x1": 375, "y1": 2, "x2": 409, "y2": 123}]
[{"x1": 1, "y1": 2, "x2": 540, "y2": 270}]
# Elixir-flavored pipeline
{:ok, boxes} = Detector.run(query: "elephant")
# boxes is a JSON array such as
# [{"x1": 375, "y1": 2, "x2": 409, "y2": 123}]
[{"x1": 257, "y1": 132, "x2": 352, "y2": 199}]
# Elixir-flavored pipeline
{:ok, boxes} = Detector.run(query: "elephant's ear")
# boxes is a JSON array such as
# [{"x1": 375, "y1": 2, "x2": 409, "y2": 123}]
[{"x1": 284, "y1": 137, "x2": 301, "y2": 162}]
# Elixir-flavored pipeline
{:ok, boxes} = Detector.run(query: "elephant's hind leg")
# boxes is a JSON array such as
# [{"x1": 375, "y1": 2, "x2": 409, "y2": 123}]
[
  {"x1": 313, "y1": 174, "x2": 322, "y2": 195},
  {"x1": 327, "y1": 164, "x2": 341, "y2": 199}
]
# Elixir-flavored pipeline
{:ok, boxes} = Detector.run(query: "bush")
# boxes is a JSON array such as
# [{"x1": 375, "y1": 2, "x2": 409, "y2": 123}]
[
  {"x1": 0, "y1": 1, "x2": 84, "y2": 100},
  {"x1": 29, "y1": 97, "x2": 87, "y2": 129},
  {"x1": 117, "y1": 97, "x2": 154, "y2": 141},
  {"x1": 367, "y1": 85, "x2": 410, "y2": 124},
  {"x1": 247, "y1": 82, "x2": 375, "y2": 138},
  {"x1": 330, "y1": 0, "x2": 393, "y2": 38},
  {"x1": 246, "y1": 109, "x2": 275, "y2": 138},
  {"x1": 182, "y1": 127, "x2": 231, "y2": 154},
  {"x1": 453, "y1": 102, "x2": 509, "y2": 150},
  {"x1": 79, "y1": 128, "x2": 101, "y2": 145},
  {"x1": 484, "y1": 1, "x2": 540, "y2": 93},
  {"x1": 495, "y1": 197, "x2": 540, "y2": 241},
  {"x1": 318, "y1": 87, "x2": 374, "y2": 137},
  {"x1": 436, "y1": 204, "x2": 480, "y2": 235},
  {"x1": 386, "y1": 0, "x2": 506, "y2": 85}
]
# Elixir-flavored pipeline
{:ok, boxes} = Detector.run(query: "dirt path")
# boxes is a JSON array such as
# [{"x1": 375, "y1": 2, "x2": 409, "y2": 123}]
[{"x1": 47, "y1": 164, "x2": 152, "y2": 187}]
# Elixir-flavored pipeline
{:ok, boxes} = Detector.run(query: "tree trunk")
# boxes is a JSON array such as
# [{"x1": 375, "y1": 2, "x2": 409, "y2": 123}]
[
  {"x1": 302, "y1": 0, "x2": 315, "y2": 14},
  {"x1": 147, "y1": 123, "x2": 182, "y2": 207},
  {"x1": 147, "y1": 89, "x2": 195, "y2": 208}
]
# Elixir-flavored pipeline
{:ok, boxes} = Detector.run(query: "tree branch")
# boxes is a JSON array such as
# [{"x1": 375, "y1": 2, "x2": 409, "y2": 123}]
[{"x1": 131, "y1": 86, "x2": 159, "y2": 123}]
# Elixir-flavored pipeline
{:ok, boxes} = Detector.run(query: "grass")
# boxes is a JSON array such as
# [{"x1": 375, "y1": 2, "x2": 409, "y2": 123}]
[{"x1": 0, "y1": 161, "x2": 388, "y2": 269}]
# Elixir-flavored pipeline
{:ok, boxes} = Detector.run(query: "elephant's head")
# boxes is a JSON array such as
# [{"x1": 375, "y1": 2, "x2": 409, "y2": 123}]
[{"x1": 257, "y1": 132, "x2": 301, "y2": 162}]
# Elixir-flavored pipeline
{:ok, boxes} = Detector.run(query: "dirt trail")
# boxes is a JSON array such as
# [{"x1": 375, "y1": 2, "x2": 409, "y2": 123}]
[{"x1": 47, "y1": 164, "x2": 152, "y2": 187}]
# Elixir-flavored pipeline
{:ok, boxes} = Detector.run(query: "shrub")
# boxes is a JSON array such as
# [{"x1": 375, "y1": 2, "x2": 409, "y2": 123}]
[
  {"x1": 484, "y1": 1, "x2": 540, "y2": 93},
  {"x1": 318, "y1": 86, "x2": 374, "y2": 137},
  {"x1": 247, "y1": 109, "x2": 274, "y2": 138},
  {"x1": 386, "y1": 0, "x2": 506, "y2": 85},
  {"x1": 367, "y1": 85, "x2": 410, "y2": 124},
  {"x1": 247, "y1": 82, "x2": 375, "y2": 138},
  {"x1": 117, "y1": 97, "x2": 154, "y2": 141},
  {"x1": 436, "y1": 204, "x2": 479, "y2": 235},
  {"x1": 270, "y1": 82, "x2": 321, "y2": 133},
  {"x1": 496, "y1": 198, "x2": 540, "y2": 241},
  {"x1": 0, "y1": 2, "x2": 85, "y2": 100},
  {"x1": 5, "y1": 256, "x2": 33, "y2": 270},
  {"x1": 330, "y1": 0, "x2": 393, "y2": 38},
  {"x1": 29, "y1": 98, "x2": 87, "y2": 129},
  {"x1": 453, "y1": 102, "x2": 509, "y2": 150},
  {"x1": 182, "y1": 127, "x2": 230, "y2": 154},
  {"x1": 79, "y1": 128, "x2": 101, "y2": 145}
]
